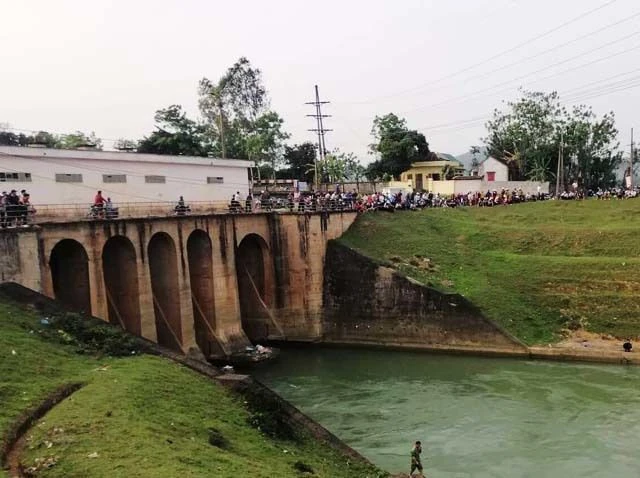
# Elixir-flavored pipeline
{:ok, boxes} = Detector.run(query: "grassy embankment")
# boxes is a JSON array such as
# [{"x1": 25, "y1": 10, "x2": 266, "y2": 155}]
[
  {"x1": 0, "y1": 298, "x2": 385, "y2": 478},
  {"x1": 340, "y1": 200, "x2": 640, "y2": 345}
]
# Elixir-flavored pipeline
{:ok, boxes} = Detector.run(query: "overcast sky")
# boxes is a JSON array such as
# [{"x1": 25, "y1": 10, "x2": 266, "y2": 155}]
[{"x1": 1, "y1": 0, "x2": 638, "y2": 162}]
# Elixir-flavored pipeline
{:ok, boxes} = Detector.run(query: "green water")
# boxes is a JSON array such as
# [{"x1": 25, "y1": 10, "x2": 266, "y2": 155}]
[{"x1": 253, "y1": 348, "x2": 640, "y2": 477}]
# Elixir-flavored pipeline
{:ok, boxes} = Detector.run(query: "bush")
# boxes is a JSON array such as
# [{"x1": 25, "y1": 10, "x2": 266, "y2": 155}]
[{"x1": 39, "y1": 312, "x2": 140, "y2": 356}]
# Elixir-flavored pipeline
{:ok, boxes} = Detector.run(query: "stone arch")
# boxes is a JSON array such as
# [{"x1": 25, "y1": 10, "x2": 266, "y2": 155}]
[
  {"x1": 187, "y1": 229, "x2": 217, "y2": 356},
  {"x1": 102, "y1": 236, "x2": 141, "y2": 334},
  {"x1": 148, "y1": 232, "x2": 182, "y2": 352},
  {"x1": 236, "y1": 233, "x2": 275, "y2": 342},
  {"x1": 49, "y1": 239, "x2": 91, "y2": 314}
]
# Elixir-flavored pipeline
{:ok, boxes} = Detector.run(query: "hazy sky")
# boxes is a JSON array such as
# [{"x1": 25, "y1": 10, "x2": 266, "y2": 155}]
[{"x1": 2, "y1": 0, "x2": 638, "y2": 162}]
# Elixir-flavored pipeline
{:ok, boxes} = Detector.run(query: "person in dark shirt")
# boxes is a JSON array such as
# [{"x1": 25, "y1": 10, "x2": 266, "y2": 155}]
[{"x1": 410, "y1": 440, "x2": 424, "y2": 476}]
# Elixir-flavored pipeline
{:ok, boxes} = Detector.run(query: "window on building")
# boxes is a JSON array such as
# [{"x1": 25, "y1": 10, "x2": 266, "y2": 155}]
[
  {"x1": 55, "y1": 173, "x2": 83, "y2": 183},
  {"x1": 145, "y1": 175, "x2": 166, "y2": 183},
  {"x1": 102, "y1": 174, "x2": 127, "y2": 183},
  {"x1": 487, "y1": 171, "x2": 496, "y2": 182},
  {"x1": 0, "y1": 172, "x2": 32, "y2": 182},
  {"x1": 207, "y1": 177, "x2": 224, "y2": 184},
  {"x1": 407, "y1": 174, "x2": 413, "y2": 180}
]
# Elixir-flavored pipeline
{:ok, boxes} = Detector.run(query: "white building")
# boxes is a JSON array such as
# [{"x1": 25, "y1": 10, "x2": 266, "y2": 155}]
[
  {"x1": 0, "y1": 146, "x2": 254, "y2": 205},
  {"x1": 478, "y1": 156, "x2": 509, "y2": 183}
]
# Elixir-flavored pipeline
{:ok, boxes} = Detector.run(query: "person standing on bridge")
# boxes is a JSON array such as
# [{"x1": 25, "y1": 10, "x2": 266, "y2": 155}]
[{"x1": 409, "y1": 440, "x2": 424, "y2": 477}]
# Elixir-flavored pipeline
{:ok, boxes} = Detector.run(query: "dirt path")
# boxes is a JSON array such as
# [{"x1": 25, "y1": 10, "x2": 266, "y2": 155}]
[
  {"x1": 1, "y1": 383, "x2": 84, "y2": 477},
  {"x1": 530, "y1": 330, "x2": 638, "y2": 364}
]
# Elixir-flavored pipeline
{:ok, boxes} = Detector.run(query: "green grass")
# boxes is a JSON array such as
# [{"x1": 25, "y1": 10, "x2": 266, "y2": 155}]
[
  {"x1": 0, "y1": 300, "x2": 385, "y2": 478},
  {"x1": 340, "y1": 200, "x2": 640, "y2": 345}
]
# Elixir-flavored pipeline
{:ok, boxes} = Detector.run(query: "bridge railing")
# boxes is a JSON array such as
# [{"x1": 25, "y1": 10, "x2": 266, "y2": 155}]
[{"x1": 1, "y1": 198, "x2": 358, "y2": 225}]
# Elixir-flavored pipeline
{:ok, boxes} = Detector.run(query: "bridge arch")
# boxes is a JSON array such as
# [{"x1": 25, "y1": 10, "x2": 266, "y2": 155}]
[
  {"x1": 102, "y1": 236, "x2": 141, "y2": 334},
  {"x1": 236, "y1": 233, "x2": 275, "y2": 342},
  {"x1": 148, "y1": 232, "x2": 182, "y2": 352},
  {"x1": 187, "y1": 229, "x2": 216, "y2": 356},
  {"x1": 49, "y1": 239, "x2": 91, "y2": 314}
]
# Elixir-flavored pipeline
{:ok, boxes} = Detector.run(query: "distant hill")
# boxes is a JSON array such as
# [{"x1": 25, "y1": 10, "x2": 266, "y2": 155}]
[{"x1": 456, "y1": 147, "x2": 488, "y2": 171}]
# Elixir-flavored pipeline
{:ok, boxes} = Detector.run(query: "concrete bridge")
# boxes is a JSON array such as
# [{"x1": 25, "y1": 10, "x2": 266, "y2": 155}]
[{"x1": 0, "y1": 211, "x2": 357, "y2": 357}]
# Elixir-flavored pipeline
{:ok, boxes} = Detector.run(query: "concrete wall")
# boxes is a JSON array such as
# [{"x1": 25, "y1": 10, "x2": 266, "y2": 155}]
[
  {"x1": 486, "y1": 181, "x2": 550, "y2": 194},
  {"x1": 0, "y1": 211, "x2": 357, "y2": 356},
  {"x1": 0, "y1": 146, "x2": 252, "y2": 204},
  {"x1": 0, "y1": 230, "x2": 41, "y2": 291},
  {"x1": 322, "y1": 242, "x2": 527, "y2": 354}
]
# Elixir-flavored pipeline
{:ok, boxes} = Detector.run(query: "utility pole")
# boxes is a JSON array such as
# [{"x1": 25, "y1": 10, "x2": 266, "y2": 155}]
[
  {"x1": 630, "y1": 127, "x2": 635, "y2": 190},
  {"x1": 555, "y1": 132, "x2": 564, "y2": 197},
  {"x1": 217, "y1": 98, "x2": 226, "y2": 159},
  {"x1": 305, "y1": 85, "x2": 332, "y2": 191}
]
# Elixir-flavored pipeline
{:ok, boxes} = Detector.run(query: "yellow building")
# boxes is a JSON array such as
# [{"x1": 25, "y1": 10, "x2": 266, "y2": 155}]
[{"x1": 400, "y1": 153, "x2": 466, "y2": 191}]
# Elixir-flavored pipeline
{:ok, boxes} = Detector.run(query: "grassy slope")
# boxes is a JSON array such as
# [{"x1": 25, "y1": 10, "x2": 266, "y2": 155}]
[
  {"x1": 340, "y1": 200, "x2": 640, "y2": 345},
  {"x1": 0, "y1": 300, "x2": 384, "y2": 478}
]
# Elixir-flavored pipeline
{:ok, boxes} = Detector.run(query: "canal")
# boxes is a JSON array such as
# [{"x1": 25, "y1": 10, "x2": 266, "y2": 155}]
[{"x1": 253, "y1": 348, "x2": 640, "y2": 477}]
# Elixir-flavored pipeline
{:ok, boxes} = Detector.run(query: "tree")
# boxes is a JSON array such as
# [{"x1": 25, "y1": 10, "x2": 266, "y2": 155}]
[
  {"x1": 198, "y1": 57, "x2": 271, "y2": 159},
  {"x1": 485, "y1": 90, "x2": 561, "y2": 181},
  {"x1": 245, "y1": 111, "x2": 290, "y2": 178},
  {"x1": 366, "y1": 113, "x2": 431, "y2": 180},
  {"x1": 280, "y1": 142, "x2": 316, "y2": 181},
  {"x1": 484, "y1": 90, "x2": 622, "y2": 189},
  {"x1": 560, "y1": 105, "x2": 621, "y2": 190},
  {"x1": 469, "y1": 145, "x2": 481, "y2": 174},
  {"x1": 114, "y1": 138, "x2": 138, "y2": 151},
  {"x1": 137, "y1": 105, "x2": 207, "y2": 156},
  {"x1": 57, "y1": 131, "x2": 103, "y2": 150}
]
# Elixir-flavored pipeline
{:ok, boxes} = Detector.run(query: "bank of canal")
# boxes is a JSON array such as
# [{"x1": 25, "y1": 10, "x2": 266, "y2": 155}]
[{"x1": 253, "y1": 348, "x2": 640, "y2": 477}]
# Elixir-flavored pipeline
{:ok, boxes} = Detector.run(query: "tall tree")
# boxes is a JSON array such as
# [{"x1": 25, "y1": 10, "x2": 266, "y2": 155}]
[
  {"x1": 137, "y1": 105, "x2": 207, "y2": 156},
  {"x1": 198, "y1": 57, "x2": 273, "y2": 159},
  {"x1": 484, "y1": 90, "x2": 621, "y2": 189},
  {"x1": 485, "y1": 90, "x2": 561, "y2": 181},
  {"x1": 366, "y1": 113, "x2": 431, "y2": 180}
]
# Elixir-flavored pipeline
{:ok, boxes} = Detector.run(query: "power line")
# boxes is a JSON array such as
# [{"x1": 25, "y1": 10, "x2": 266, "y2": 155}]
[
  {"x1": 399, "y1": 31, "x2": 640, "y2": 115},
  {"x1": 404, "y1": 11, "x2": 640, "y2": 101},
  {"x1": 343, "y1": 0, "x2": 620, "y2": 104},
  {"x1": 417, "y1": 67, "x2": 640, "y2": 133}
]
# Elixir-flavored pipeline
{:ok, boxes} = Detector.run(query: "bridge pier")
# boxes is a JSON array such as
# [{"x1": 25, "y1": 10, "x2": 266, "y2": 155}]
[{"x1": 0, "y1": 211, "x2": 357, "y2": 356}]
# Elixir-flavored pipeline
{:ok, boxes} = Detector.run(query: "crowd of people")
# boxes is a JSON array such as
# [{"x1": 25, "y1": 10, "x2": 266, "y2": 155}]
[
  {"x1": 0, "y1": 189, "x2": 34, "y2": 227},
  {"x1": 224, "y1": 188, "x2": 552, "y2": 214},
  {"x1": 559, "y1": 187, "x2": 639, "y2": 200},
  {"x1": 4, "y1": 185, "x2": 636, "y2": 227}
]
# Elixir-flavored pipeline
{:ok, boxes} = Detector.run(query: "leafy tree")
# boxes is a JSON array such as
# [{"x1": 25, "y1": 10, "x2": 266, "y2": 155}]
[
  {"x1": 57, "y1": 131, "x2": 103, "y2": 150},
  {"x1": 31, "y1": 131, "x2": 58, "y2": 147},
  {"x1": 366, "y1": 113, "x2": 431, "y2": 180},
  {"x1": 114, "y1": 138, "x2": 138, "y2": 151},
  {"x1": 280, "y1": 142, "x2": 316, "y2": 181},
  {"x1": 0, "y1": 131, "x2": 30, "y2": 146},
  {"x1": 485, "y1": 90, "x2": 561, "y2": 181},
  {"x1": 245, "y1": 111, "x2": 290, "y2": 178},
  {"x1": 484, "y1": 90, "x2": 621, "y2": 189},
  {"x1": 198, "y1": 57, "x2": 271, "y2": 159},
  {"x1": 137, "y1": 105, "x2": 208, "y2": 156},
  {"x1": 560, "y1": 105, "x2": 621, "y2": 190}
]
